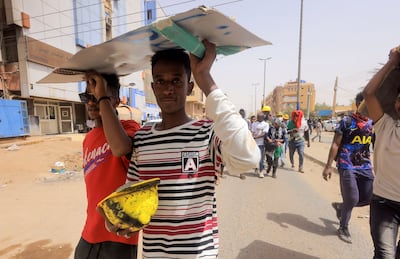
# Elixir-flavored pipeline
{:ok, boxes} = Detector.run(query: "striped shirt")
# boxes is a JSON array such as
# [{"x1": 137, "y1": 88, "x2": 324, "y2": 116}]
[{"x1": 127, "y1": 89, "x2": 260, "y2": 258}]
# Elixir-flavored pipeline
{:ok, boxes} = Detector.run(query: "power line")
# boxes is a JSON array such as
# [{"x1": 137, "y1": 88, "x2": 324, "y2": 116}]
[
  {"x1": 24, "y1": 0, "x2": 242, "y2": 42},
  {"x1": 26, "y1": 1, "x2": 196, "y2": 38}
]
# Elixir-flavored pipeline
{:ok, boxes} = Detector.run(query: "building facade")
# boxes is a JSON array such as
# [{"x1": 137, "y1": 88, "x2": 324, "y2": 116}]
[
  {"x1": 265, "y1": 80, "x2": 316, "y2": 117},
  {"x1": 0, "y1": 0, "x2": 174, "y2": 135}
]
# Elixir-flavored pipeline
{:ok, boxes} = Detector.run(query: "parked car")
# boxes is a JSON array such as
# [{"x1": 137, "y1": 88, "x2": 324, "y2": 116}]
[{"x1": 323, "y1": 119, "x2": 337, "y2": 132}]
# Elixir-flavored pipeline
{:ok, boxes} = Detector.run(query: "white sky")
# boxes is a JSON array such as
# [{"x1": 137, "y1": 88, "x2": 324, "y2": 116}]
[{"x1": 157, "y1": 0, "x2": 400, "y2": 113}]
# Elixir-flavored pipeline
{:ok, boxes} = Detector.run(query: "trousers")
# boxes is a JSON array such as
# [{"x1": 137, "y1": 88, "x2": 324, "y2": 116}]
[
  {"x1": 74, "y1": 237, "x2": 138, "y2": 259},
  {"x1": 338, "y1": 169, "x2": 373, "y2": 228},
  {"x1": 370, "y1": 195, "x2": 400, "y2": 259}
]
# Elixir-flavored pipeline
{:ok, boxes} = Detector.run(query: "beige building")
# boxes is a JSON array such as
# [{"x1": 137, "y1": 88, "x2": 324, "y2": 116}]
[
  {"x1": 186, "y1": 84, "x2": 206, "y2": 119},
  {"x1": 265, "y1": 81, "x2": 316, "y2": 116}
]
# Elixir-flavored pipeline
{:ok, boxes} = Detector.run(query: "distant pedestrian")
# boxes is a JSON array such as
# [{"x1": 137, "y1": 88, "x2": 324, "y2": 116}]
[
  {"x1": 363, "y1": 45, "x2": 400, "y2": 258},
  {"x1": 250, "y1": 115, "x2": 256, "y2": 125},
  {"x1": 265, "y1": 118, "x2": 284, "y2": 178},
  {"x1": 251, "y1": 111, "x2": 270, "y2": 178},
  {"x1": 287, "y1": 110, "x2": 309, "y2": 173},
  {"x1": 239, "y1": 108, "x2": 251, "y2": 130},
  {"x1": 280, "y1": 114, "x2": 290, "y2": 167},
  {"x1": 322, "y1": 92, "x2": 374, "y2": 244},
  {"x1": 307, "y1": 118, "x2": 313, "y2": 135},
  {"x1": 312, "y1": 119, "x2": 322, "y2": 142}
]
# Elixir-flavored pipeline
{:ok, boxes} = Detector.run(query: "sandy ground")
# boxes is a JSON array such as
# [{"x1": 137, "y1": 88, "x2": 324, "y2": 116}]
[
  {"x1": 0, "y1": 135, "x2": 86, "y2": 259},
  {"x1": 0, "y1": 133, "x2": 372, "y2": 259}
]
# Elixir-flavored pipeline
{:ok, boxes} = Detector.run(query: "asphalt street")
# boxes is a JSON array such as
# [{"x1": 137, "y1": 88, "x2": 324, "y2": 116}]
[{"x1": 216, "y1": 131, "x2": 373, "y2": 259}]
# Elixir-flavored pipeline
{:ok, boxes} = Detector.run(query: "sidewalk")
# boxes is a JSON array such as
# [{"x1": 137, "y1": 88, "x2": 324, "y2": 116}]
[{"x1": 0, "y1": 133, "x2": 86, "y2": 149}]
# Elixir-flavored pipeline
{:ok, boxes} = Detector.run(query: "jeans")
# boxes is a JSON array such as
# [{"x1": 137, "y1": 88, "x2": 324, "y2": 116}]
[
  {"x1": 288, "y1": 140, "x2": 304, "y2": 169},
  {"x1": 280, "y1": 140, "x2": 287, "y2": 165},
  {"x1": 266, "y1": 155, "x2": 279, "y2": 174},
  {"x1": 338, "y1": 169, "x2": 373, "y2": 228},
  {"x1": 370, "y1": 195, "x2": 400, "y2": 259},
  {"x1": 257, "y1": 145, "x2": 265, "y2": 171}
]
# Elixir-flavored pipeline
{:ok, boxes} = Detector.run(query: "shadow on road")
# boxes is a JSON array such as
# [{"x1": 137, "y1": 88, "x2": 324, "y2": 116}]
[
  {"x1": 267, "y1": 212, "x2": 338, "y2": 236},
  {"x1": 236, "y1": 239, "x2": 321, "y2": 259}
]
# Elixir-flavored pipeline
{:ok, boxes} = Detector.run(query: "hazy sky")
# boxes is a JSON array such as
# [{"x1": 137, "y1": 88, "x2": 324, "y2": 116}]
[{"x1": 157, "y1": 0, "x2": 400, "y2": 114}]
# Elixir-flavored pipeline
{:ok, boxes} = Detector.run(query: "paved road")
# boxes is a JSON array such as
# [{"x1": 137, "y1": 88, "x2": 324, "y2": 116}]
[
  {"x1": 216, "y1": 131, "x2": 373, "y2": 259},
  {"x1": 0, "y1": 132, "x2": 373, "y2": 259}
]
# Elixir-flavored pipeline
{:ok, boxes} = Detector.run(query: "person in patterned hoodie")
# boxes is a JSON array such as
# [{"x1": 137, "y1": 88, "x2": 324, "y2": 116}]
[{"x1": 322, "y1": 92, "x2": 374, "y2": 244}]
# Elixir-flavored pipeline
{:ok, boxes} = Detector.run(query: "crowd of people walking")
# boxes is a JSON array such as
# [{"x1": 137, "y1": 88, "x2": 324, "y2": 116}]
[{"x1": 241, "y1": 45, "x2": 400, "y2": 257}]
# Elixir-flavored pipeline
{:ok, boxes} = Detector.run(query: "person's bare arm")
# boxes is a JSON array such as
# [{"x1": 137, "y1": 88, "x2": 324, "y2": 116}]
[
  {"x1": 322, "y1": 132, "x2": 342, "y2": 181},
  {"x1": 189, "y1": 40, "x2": 218, "y2": 96},
  {"x1": 86, "y1": 73, "x2": 133, "y2": 157},
  {"x1": 363, "y1": 47, "x2": 400, "y2": 122}
]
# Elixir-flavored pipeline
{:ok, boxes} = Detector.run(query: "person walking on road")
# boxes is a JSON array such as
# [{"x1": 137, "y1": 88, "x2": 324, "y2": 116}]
[
  {"x1": 251, "y1": 111, "x2": 270, "y2": 178},
  {"x1": 265, "y1": 118, "x2": 284, "y2": 178},
  {"x1": 322, "y1": 92, "x2": 374, "y2": 244},
  {"x1": 239, "y1": 108, "x2": 251, "y2": 130},
  {"x1": 89, "y1": 40, "x2": 260, "y2": 258},
  {"x1": 280, "y1": 114, "x2": 290, "y2": 167},
  {"x1": 287, "y1": 110, "x2": 309, "y2": 173},
  {"x1": 312, "y1": 119, "x2": 323, "y2": 142},
  {"x1": 363, "y1": 45, "x2": 400, "y2": 258},
  {"x1": 75, "y1": 74, "x2": 141, "y2": 259}
]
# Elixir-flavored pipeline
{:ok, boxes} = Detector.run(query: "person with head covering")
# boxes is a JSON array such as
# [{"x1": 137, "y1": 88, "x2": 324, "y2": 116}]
[
  {"x1": 322, "y1": 92, "x2": 374, "y2": 244},
  {"x1": 265, "y1": 118, "x2": 284, "y2": 178},
  {"x1": 287, "y1": 110, "x2": 309, "y2": 173},
  {"x1": 362, "y1": 45, "x2": 400, "y2": 258}
]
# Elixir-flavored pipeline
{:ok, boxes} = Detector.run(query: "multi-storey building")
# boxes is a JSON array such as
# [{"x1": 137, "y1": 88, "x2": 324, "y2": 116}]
[
  {"x1": 0, "y1": 0, "x2": 206, "y2": 136},
  {"x1": 265, "y1": 80, "x2": 316, "y2": 116}
]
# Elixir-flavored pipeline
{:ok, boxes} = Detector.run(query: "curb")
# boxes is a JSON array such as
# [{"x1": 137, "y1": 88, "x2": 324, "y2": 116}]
[{"x1": 0, "y1": 136, "x2": 72, "y2": 149}]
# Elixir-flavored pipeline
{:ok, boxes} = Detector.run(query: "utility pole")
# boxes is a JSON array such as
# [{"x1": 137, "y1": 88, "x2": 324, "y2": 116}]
[
  {"x1": 252, "y1": 82, "x2": 260, "y2": 115},
  {"x1": 296, "y1": 0, "x2": 304, "y2": 110},
  {"x1": 259, "y1": 57, "x2": 271, "y2": 108},
  {"x1": 306, "y1": 87, "x2": 311, "y2": 119},
  {"x1": 332, "y1": 76, "x2": 338, "y2": 119}
]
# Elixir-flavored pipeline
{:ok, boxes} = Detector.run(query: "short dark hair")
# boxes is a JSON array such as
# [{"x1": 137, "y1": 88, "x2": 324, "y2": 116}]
[
  {"x1": 101, "y1": 73, "x2": 120, "y2": 98},
  {"x1": 151, "y1": 49, "x2": 191, "y2": 81},
  {"x1": 355, "y1": 92, "x2": 364, "y2": 105}
]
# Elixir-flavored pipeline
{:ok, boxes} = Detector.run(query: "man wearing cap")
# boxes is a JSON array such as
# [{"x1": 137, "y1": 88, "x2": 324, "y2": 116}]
[{"x1": 262, "y1": 105, "x2": 272, "y2": 122}]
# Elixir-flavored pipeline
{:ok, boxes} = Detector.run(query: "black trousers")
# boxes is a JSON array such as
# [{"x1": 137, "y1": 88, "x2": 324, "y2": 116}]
[{"x1": 74, "y1": 237, "x2": 138, "y2": 259}]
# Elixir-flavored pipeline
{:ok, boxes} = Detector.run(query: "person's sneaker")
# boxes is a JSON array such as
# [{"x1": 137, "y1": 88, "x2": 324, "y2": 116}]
[
  {"x1": 291, "y1": 164, "x2": 295, "y2": 168},
  {"x1": 337, "y1": 227, "x2": 352, "y2": 244},
  {"x1": 254, "y1": 168, "x2": 259, "y2": 176},
  {"x1": 258, "y1": 171, "x2": 264, "y2": 178},
  {"x1": 272, "y1": 173, "x2": 277, "y2": 178},
  {"x1": 331, "y1": 202, "x2": 342, "y2": 220},
  {"x1": 298, "y1": 167, "x2": 304, "y2": 173}
]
